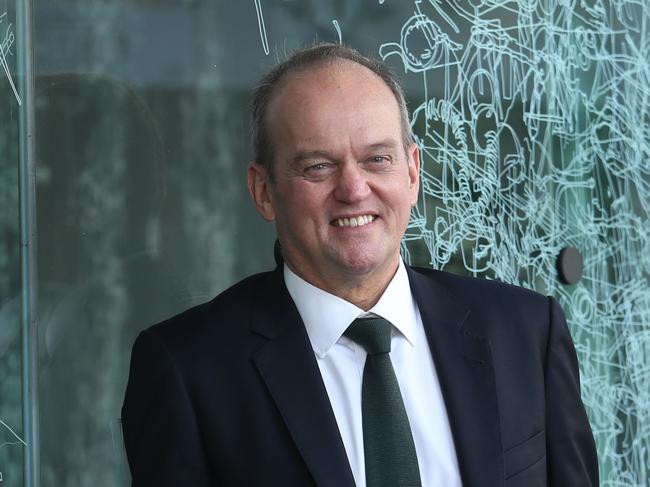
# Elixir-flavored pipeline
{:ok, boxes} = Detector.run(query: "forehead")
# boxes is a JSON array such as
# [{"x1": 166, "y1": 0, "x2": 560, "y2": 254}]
[
  {"x1": 265, "y1": 60, "x2": 402, "y2": 151},
  {"x1": 270, "y1": 59, "x2": 398, "y2": 114},
  {"x1": 277, "y1": 58, "x2": 392, "y2": 94}
]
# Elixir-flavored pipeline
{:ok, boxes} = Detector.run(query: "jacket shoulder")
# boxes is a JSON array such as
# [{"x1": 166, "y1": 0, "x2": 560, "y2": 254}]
[
  {"x1": 408, "y1": 265, "x2": 548, "y2": 311},
  {"x1": 141, "y1": 269, "x2": 279, "y2": 358},
  {"x1": 407, "y1": 265, "x2": 555, "y2": 354}
]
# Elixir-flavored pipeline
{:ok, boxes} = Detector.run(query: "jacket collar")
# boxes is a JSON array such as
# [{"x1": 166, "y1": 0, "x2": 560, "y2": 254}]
[
  {"x1": 250, "y1": 268, "x2": 356, "y2": 487},
  {"x1": 406, "y1": 266, "x2": 503, "y2": 487}
]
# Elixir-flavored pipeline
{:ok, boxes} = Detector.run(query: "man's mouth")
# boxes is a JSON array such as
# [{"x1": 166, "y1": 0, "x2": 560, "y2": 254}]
[{"x1": 331, "y1": 215, "x2": 376, "y2": 228}]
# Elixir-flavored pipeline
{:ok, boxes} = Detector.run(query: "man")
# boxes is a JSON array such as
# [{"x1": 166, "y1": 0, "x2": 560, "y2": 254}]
[{"x1": 122, "y1": 43, "x2": 598, "y2": 486}]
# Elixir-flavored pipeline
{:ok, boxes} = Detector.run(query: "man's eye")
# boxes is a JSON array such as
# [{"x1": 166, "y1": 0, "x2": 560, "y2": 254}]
[
  {"x1": 367, "y1": 156, "x2": 391, "y2": 164},
  {"x1": 306, "y1": 163, "x2": 329, "y2": 171},
  {"x1": 303, "y1": 162, "x2": 335, "y2": 180}
]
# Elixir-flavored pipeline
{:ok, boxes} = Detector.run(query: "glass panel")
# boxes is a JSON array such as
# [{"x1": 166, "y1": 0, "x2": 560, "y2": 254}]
[
  {"x1": 395, "y1": 3, "x2": 650, "y2": 484},
  {"x1": 29, "y1": 0, "x2": 649, "y2": 485},
  {"x1": 0, "y1": 0, "x2": 25, "y2": 484}
]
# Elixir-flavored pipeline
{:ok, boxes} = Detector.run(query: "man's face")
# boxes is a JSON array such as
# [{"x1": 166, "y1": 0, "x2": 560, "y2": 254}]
[{"x1": 248, "y1": 61, "x2": 419, "y2": 293}]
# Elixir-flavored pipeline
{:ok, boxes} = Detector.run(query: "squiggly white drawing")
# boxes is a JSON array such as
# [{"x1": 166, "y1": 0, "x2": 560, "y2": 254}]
[
  {"x1": 0, "y1": 418, "x2": 26, "y2": 449},
  {"x1": 253, "y1": 0, "x2": 270, "y2": 56},
  {"x1": 0, "y1": 11, "x2": 21, "y2": 106},
  {"x1": 333, "y1": 19, "x2": 342, "y2": 44},
  {"x1": 383, "y1": 1, "x2": 650, "y2": 483}
]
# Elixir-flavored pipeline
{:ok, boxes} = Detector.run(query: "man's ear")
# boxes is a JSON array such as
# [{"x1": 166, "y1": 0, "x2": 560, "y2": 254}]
[
  {"x1": 247, "y1": 162, "x2": 276, "y2": 221},
  {"x1": 407, "y1": 143, "x2": 420, "y2": 206}
]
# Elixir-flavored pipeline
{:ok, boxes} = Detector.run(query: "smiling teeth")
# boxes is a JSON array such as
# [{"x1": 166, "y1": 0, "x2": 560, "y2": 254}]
[{"x1": 334, "y1": 215, "x2": 374, "y2": 227}]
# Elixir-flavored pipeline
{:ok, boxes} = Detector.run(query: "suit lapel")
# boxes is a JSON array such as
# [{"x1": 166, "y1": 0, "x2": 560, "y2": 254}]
[
  {"x1": 407, "y1": 267, "x2": 503, "y2": 487},
  {"x1": 250, "y1": 269, "x2": 356, "y2": 487}
]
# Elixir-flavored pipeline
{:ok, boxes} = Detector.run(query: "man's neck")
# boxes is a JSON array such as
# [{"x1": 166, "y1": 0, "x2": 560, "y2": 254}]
[
  {"x1": 284, "y1": 259, "x2": 401, "y2": 311},
  {"x1": 334, "y1": 279, "x2": 393, "y2": 311}
]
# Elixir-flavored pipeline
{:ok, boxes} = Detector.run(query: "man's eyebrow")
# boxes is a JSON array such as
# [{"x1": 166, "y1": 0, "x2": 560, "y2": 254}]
[
  {"x1": 365, "y1": 139, "x2": 400, "y2": 151},
  {"x1": 291, "y1": 150, "x2": 332, "y2": 165}
]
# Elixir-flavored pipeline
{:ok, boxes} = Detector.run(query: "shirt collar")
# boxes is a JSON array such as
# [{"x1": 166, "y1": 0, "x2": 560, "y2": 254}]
[{"x1": 284, "y1": 259, "x2": 418, "y2": 358}]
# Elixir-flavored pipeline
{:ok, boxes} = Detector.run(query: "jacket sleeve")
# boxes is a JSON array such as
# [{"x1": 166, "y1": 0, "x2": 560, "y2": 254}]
[
  {"x1": 545, "y1": 297, "x2": 599, "y2": 486},
  {"x1": 121, "y1": 329, "x2": 215, "y2": 486}
]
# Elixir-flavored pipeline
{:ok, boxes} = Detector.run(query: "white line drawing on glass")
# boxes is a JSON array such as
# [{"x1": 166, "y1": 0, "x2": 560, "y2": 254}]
[
  {"x1": 253, "y1": 0, "x2": 270, "y2": 56},
  {"x1": 0, "y1": 11, "x2": 21, "y2": 106},
  {"x1": 380, "y1": 1, "x2": 650, "y2": 483},
  {"x1": 332, "y1": 19, "x2": 342, "y2": 44},
  {"x1": 0, "y1": 418, "x2": 26, "y2": 449}
]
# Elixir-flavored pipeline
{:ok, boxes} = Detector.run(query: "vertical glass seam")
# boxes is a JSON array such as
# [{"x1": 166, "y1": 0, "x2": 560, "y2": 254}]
[{"x1": 16, "y1": 0, "x2": 38, "y2": 484}]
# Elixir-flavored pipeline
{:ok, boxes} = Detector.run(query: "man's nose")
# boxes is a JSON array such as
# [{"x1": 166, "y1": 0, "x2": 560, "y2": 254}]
[{"x1": 333, "y1": 161, "x2": 371, "y2": 203}]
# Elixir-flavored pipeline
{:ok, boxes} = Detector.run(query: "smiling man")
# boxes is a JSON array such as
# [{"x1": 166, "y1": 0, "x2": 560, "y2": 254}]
[
  {"x1": 122, "y1": 44, "x2": 598, "y2": 487},
  {"x1": 247, "y1": 54, "x2": 419, "y2": 310}
]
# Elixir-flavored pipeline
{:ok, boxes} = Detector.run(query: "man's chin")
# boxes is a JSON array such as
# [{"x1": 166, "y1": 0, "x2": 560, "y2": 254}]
[{"x1": 329, "y1": 251, "x2": 398, "y2": 280}]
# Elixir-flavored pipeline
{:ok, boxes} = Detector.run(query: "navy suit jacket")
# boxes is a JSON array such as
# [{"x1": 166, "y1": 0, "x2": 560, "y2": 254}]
[{"x1": 122, "y1": 266, "x2": 598, "y2": 486}]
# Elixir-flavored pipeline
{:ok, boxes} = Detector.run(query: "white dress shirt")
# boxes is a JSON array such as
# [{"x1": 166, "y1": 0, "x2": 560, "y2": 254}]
[{"x1": 284, "y1": 260, "x2": 463, "y2": 487}]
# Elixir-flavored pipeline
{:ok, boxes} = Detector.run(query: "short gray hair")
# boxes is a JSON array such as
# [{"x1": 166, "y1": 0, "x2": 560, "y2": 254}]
[{"x1": 251, "y1": 43, "x2": 413, "y2": 176}]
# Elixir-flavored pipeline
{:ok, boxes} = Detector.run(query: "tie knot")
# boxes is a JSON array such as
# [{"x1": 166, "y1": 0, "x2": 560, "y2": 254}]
[{"x1": 344, "y1": 317, "x2": 392, "y2": 355}]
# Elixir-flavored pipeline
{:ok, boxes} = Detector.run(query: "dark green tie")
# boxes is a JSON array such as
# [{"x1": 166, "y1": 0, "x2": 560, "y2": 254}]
[{"x1": 345, "y1": 317, "x2": 422, "y2": 487}]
